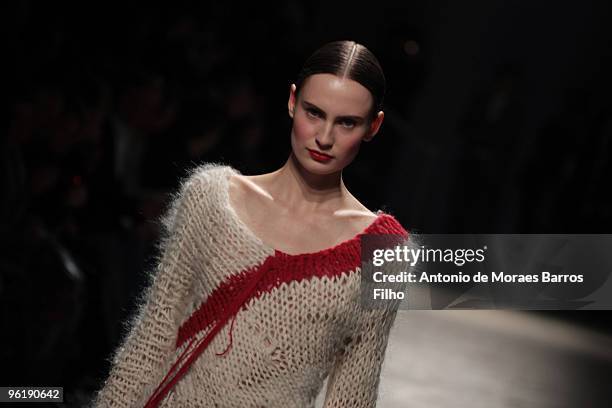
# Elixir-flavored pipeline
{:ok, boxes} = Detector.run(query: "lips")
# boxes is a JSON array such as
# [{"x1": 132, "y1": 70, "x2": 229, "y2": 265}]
[{"x1": 307, "y1": 148, "x2": 333, "y2": 162}]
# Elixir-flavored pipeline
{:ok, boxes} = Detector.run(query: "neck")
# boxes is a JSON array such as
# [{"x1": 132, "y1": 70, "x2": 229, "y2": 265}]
[{"x1": 266, "y1": 153, "x2": 347, "y2": 212}]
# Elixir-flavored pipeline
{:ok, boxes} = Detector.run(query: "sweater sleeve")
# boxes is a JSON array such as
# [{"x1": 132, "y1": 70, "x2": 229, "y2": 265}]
[
  {"x1": 90, "y1": 173, "x2": 208, "y2": 408},
  {"x1": 322, "y1": 305, "x2": 398, "y2": 408},
  {"x1": 323, "y1": 231, "x2": 414, "y2": 408}
]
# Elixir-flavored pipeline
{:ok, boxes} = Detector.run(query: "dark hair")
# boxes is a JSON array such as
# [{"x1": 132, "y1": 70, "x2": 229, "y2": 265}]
[{"x1": 294, "y1": 40, "x2": 386, "y2": 121}]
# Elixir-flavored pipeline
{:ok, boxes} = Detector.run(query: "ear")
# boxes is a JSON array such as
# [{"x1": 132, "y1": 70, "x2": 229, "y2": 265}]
[
  {"x1": 363, "y1": 111, "x2": 384, "y2": 142},
  {"x1": 288, "y1": 84, "x2": 297, "y2": 119}
]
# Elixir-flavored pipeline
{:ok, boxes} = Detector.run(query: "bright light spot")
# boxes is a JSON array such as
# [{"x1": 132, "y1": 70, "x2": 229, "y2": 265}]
[{"x1": 403, "y1": 40, "x2": 420, "y2": 56}]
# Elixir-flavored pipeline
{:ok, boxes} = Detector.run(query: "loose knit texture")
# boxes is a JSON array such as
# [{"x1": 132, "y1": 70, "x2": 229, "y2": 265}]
[{"x1": 90, "y1": 163, "x2": 413, "y2": 408}]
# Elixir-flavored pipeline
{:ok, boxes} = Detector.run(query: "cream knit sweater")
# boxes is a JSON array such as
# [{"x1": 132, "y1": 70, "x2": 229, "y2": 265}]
[{"x1": 91, "y1": 163, "x2": 409, "y2": 408}]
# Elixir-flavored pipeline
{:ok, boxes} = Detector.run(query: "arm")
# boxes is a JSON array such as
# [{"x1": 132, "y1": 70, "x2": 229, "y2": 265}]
[
  {"x1": 91, "y1": 174, "x2": 207, "y2": 408},
  {"x1": 323, "y1": 232, "x2": 416, "y2": 408},
  {"x1": 323, "y1": 306, "x2": 398, "y2": 408}
]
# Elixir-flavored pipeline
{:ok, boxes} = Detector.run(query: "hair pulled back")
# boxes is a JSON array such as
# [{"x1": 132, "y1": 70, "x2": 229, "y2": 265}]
[{"x1": 294, "y1": 40, "x2": 386, "y2": 121}]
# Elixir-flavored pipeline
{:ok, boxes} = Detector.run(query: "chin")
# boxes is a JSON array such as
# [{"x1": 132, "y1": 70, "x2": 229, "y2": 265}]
[
  {"x1": 304, "y1": 163, "x2": 342, "y2": 176},
  {"x1": 294, "y1": 151, "x2": 350, "y2": 176}
]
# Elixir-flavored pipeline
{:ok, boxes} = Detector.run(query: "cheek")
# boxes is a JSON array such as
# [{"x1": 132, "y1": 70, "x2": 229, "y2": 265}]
[
  {"x1": 291, "y1": 115, "x2": 315, "y2": 143},
  {"x1": 337, "y1": 134, "x2": 363, "y2": 157}
]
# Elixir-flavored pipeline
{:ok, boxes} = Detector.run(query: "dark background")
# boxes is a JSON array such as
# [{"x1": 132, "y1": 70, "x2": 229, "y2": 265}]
[{"x1": 1, "y1": 0, "x2": 611, "y2": 405}]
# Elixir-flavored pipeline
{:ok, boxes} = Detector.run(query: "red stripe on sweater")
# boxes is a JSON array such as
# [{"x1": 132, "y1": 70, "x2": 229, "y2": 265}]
[
  {"x1": 176, "y1": 214, "x2": 407, "y2": 349},
  {"x1": 144, "y1": 214, "x2": 407, "y2": 407}
]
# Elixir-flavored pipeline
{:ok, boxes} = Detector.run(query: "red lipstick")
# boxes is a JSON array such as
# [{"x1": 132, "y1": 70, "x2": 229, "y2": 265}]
[{"x1": 307, "y1": 148, "x2": 333, "y2": 163}]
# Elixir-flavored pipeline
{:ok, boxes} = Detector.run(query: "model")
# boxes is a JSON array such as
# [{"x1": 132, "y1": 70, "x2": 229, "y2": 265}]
[{"x1": 91, "y1": 40, "x2": 410, "y2": 408}]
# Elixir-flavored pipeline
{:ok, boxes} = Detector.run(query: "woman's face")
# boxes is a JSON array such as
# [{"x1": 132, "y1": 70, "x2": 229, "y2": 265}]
[{"x1": 288, "y1": 73, "x2": 384, "y2": 176}]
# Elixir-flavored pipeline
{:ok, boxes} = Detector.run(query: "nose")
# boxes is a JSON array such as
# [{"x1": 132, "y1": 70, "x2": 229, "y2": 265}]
[{"x1": 316, "y1": 121, "x2": 334, "y2": 150}]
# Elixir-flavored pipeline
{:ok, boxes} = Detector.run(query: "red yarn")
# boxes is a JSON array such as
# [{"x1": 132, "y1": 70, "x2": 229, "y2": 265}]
[
  {"x1": 143, "y1": 252, "x2": 276, "y2": 407},
  {"x1": 177, "y1": 214, "x2": 405, "y2": 349},
  {"x1": 143, "y1": 214, "x2": 407, "y2": 407},
  {"x1": 215, "y1": 313, "x2": 237, "y2": 356}
]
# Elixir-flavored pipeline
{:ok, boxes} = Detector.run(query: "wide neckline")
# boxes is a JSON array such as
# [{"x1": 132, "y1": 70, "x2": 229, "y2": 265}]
[{"x1": 217, "y1": 165, "x2": 387, "y2": 258}]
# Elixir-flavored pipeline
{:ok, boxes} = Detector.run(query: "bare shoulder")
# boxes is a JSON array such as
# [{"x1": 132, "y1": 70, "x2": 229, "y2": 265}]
[
  {"x1": 228, "y1": 174, "x2": 245, "y2": 203},
  {"x1": 229, "y1": 174, "x2": 273, "y2": 202},
  {"x1": 341, "y1": 188, "x2": 377, "y2": 217},
  {"x1": 334, "y1": 194, "x2": 378, "y2": 232}
]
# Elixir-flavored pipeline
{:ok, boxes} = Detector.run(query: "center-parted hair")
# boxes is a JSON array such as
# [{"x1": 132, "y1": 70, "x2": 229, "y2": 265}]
[{"x1": 294, "y1": 40, "x2": 386, "y2": 121}]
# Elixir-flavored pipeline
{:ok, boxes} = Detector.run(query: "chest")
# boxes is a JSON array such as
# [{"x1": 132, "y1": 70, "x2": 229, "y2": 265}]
[
  {"x1": 238, "y1": 203, "x2": 356, "y2": 255},
  {"x1": 229, "y1": 188, "x2": 366, "y2": 256}
]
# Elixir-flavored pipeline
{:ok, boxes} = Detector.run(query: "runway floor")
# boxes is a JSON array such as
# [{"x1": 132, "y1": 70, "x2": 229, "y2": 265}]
[{"x1": 316, "y1": 311, "x2": 612, "y2": 407}]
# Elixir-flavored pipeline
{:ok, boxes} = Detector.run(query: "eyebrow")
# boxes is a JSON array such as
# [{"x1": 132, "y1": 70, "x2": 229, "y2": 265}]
[{"x1": 301, "y1": 100, "x2": 365, "y2": 122}]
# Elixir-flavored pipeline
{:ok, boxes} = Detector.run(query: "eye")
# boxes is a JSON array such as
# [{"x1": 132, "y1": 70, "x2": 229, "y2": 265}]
[
  {"x1": 306, "y1": 108, "x2": 321, "y2": 118},
  {"x1": 339, "y1": 119, "x2": 356, "y2": 129}
]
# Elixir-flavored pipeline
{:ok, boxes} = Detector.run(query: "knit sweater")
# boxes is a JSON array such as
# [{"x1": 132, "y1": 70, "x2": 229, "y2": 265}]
[{"x1": 91, "y1": 163, "x2": 410, "y2": 408}]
